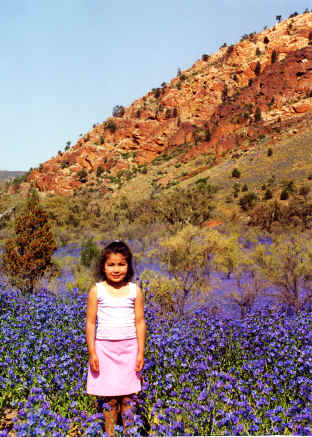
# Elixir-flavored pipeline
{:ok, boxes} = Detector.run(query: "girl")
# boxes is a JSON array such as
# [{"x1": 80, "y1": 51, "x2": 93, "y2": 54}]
[{"x1": 86, "y1": 241, "x2": 146, "y2": 436}]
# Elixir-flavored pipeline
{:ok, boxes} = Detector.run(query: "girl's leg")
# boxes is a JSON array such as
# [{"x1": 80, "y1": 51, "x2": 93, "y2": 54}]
[
  {"x1": 103, "y1": 396, "x2": 119, "y2": 437},
  {"x1": 121, "y1": 395, "x2": 135, "y2": 433}
]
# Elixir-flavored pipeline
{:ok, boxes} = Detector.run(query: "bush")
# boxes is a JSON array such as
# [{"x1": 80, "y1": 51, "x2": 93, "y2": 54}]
[
  {"x1": 254, "y1": 107, "x2": 262, "y2": 122},
  {"x1": 77, "y1": 169, "x2": 88, "y2": 183},
  {"x1": 80, "y1": 238, "x2": 100, "y2": 268},
  {"x1": 106, "y1": 120, "x2": 117, "y2": 133},
  {"x1": 263, "y1": 36, "x2": 269, "y2": 44},
  {"x1": 112, "y1": 105, "x2": 125, "y2": 117},
  {"x1": 264, "y1": 189, "x2": 273, "y2": 200},
  {"x1": 255, "y1": 61, "x2": 261, "y2": 76},
  {"x1": 232, "y1": 168, "x2": 241, "y2": 178},
  {"x1": 2, "y1": 190, "x2": 57, "y2": 293},
  {"x1": 239, "y1": 192, "x2": 257, "y2": 211},
  {"x1": 96, "y1": 166, "x2": 104, "y2": 177},
  {"x1": 271, "y1": 49, "x2": 278, "y2": 64},
  {"x1": 280, "y1": 189, "x2": 289, "y2": 200},
  {"x1": 267, "y1": 148, "x2": 273, "y2": 156}
]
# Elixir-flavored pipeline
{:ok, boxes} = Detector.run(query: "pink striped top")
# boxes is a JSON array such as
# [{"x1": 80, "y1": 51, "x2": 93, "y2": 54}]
[{"x1": 95, "y1": 282, "x2": 137, "y2": 340}]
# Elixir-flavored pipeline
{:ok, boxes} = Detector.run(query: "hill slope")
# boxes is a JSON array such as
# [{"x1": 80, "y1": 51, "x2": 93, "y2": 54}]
[{"x1": 9, "y1": 12, "x2": 312, "y2": 197}]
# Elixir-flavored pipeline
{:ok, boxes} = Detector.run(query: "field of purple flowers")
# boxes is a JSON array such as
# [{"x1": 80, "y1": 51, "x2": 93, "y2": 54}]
[{"x1": 0, "y1": 245, "x2": 312, "y2": 436}]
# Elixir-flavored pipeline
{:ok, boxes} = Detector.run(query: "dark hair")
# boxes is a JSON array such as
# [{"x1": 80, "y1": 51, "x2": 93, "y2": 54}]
[{"x1": 94, "y1": 241, "x2": 134, "y2": 282}]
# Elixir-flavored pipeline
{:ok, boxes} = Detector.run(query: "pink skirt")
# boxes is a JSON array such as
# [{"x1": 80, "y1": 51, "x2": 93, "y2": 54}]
[{"x1": 87, "y1": 338, "x2": 141, "y2": 397}]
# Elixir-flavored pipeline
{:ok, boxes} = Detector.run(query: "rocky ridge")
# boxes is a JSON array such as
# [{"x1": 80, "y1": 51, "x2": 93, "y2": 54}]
[{"x1": 21, "y1": 12, "x2": 312, "y2": 195}]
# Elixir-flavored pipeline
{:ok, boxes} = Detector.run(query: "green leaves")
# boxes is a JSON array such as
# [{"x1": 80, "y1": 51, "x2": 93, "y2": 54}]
[{"x1": 2, "y1": 190, "x2": 57, "y2": 293}]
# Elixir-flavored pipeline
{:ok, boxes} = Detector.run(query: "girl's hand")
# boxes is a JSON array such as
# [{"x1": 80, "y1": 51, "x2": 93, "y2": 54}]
[
  {"x1": 135, "y1": 353, "x2": 144, "y2": 372},
  {"x1": 89, "y1": 353, "x2": 99, "y2": 373}
]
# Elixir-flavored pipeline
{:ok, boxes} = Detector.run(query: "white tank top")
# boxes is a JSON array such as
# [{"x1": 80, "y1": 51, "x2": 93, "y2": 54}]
[{"x1": 95, "y1": 282, "x2": 137, "y2": 340}]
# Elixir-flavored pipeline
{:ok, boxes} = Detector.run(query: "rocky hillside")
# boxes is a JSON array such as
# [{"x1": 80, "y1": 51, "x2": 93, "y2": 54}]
[{"x1": 16, "y1": 12, "x2": 312, "y2": 196}]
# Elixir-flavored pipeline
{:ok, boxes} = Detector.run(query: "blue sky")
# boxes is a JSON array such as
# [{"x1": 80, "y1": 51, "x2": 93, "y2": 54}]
[{"x1": 1, "y1": 0, "x2": 311, "y2": 171}]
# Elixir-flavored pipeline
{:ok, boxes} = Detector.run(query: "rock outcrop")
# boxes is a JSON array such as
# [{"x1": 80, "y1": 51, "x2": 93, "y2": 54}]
[{"x1": 25, "y1": 12, "x2": 312, "y2": 195}]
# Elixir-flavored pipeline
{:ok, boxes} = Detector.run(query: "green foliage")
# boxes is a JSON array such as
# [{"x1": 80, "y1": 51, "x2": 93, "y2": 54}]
[
  {"x1": 143, "y1": 225, "x2": 219, "y2": 319},
  {"x1": 77, "y1": 169, "x2": 88, "y2": 183},
  {"x1": 96, "y1": 166, "x2": 104, "y2": 177},
  {"x1": 80, "y1": 238, "x2": 100, "y2": 268},
  {"x1": 264, "y1": 189, "x2": 273, "y2": 200},
  {"x1": 239, "y1": 192, "x2": 257, "y2": 211},
  {"x1": 66, "y1": 263, "x2": 94, "y2": 294},
  {"x1": 232, "y1": 168, "x2": 241, "y2": 178},
  {"x1": 112, "y1": 105, "x2": 125, "y2": 117},
  {"x1": 251, "y1": 234, "x2": 312, "y2": 310},
  {"x1": 2, "y1": 190, "x2": 57, "y2": 293}
]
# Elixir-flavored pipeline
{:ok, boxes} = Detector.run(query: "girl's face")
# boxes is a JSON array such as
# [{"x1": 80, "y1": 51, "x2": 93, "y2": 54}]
[{"x1": 104, "y1": 253, "x2": 128, "y2": 284}]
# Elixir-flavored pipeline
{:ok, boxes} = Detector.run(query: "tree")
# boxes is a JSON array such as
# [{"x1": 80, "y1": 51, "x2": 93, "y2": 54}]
[
  {"x1": 2, "y1": 190, "x2": 57, "y2": 294},
  {"x1": 142, "y1": 225, "x2": 219, "y2": 320},
  {"x1": 255, "y1": 61, "x2": 261, "y2": 76},
  {"x1": 232, "y1": 168, "x2": 241, "y2": 178},
  {"x1": 112, "y1": 105, "x2": 125, "y2": 117},
  {"x1": 275, "y1": 15, "x2": 282, "y2": 22},
  {"x1": 251, "y1": 235, "x2": 312, "y2": 311}
]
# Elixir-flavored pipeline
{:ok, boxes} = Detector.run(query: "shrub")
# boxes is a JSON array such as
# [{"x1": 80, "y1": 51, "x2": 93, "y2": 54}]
[
  {"x1": 106, "y1": 120, "x2": 117, "y2": 133},
  {"x1": 264, "y1": 189, "x2": 273, "y2": 200},
  {"x1": 267, "y1": 148, "x2": 273, "y2": 156},
  {"x1": 271, "y1": 49, "x2": 278, "y2": 64},
  {"x1": 152, "y1": 88, "x2": 161, "y2": 99},
  {"x1": 96, "y1": 166, "x2": 104, "y2": 177},
  {"x1": 255, "y1": 61, "x2": 261, "y2": 76},
  {"x1": 112, "y1": 105, "x2": 125, "y2": 117},
  {"x1": 242, "y1": 184, "x2": 248, "y2": 192},
  {"x1": 239, "y1": 192, "x2": 257, "y2": 211},
  {"x1": 165, "y1": 109, "x2": 171, "y2": 119},
  {"x1": 205, "y1": 128, "x2": 211, "y2": 141},
  {"x1": 280, "y1": 189, "x2": 289, "y2": 200},
  {"x1": 201, "y1": 54, "x2": 209, "y2": 61},
  {"x1": 77, "y1": 169, "x2": 88, "y2": 183},
  {"x1": 232, "y1": 168, "x2": 241, "y2": 178},
  {"x1": 263, "y1": 36, "x2": 269, "y2": 44},
  {"x1": 256, "y1": 47, "x2": 261, "y2": 56},
  {"x1": 2, "y1": 190, "x2": 57, "y2": 293},
  {"x1": 80, "y1": 238, "x2": 100, "y2": 268},
  {"x1": 254, "y1": 107, "x2": 262, "y2": 122}
]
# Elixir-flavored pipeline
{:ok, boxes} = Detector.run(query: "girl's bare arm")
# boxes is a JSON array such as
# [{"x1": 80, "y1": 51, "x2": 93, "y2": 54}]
[
  {"x1": 134, "y1": 286, "x2": 146, "y2": 372},
  {"x1": 86, "y1": 285, "x2": 99, "y2": 372}
]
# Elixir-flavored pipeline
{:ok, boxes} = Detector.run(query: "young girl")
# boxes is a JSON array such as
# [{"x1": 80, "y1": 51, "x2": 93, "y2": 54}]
[{"x1": 86, "y1": 241, "x2": 146, "y2": 436}]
